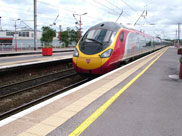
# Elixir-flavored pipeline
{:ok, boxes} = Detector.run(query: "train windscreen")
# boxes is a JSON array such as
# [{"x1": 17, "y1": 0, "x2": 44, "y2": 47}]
[{"x1": 79, "y1": 29, "x2": 115, "y2": 55}]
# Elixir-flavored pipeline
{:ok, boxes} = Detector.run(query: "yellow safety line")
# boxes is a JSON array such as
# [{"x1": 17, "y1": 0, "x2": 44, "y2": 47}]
[{"x1": 69, "y1": 47, "x2": 168, "y2": 136}]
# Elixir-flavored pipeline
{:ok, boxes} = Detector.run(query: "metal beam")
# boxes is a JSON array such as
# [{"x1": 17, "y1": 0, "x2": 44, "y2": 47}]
[{"x1": 34, "y1": 0, "x2": 37, "y2": 50}]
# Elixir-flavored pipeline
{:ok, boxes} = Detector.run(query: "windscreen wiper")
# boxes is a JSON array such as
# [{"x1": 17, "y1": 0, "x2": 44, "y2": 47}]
[{"x1": 86, "y1": 38, "x2": 104, "y2": 46}]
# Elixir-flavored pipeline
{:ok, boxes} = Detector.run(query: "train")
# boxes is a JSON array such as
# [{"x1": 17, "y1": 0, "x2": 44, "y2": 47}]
[
  {"x1": 0, "y1": 37, "x2": 13, "y2": 46},
  {"x1": 72, "y1": 21, "x2": 167, "y2": 75}
]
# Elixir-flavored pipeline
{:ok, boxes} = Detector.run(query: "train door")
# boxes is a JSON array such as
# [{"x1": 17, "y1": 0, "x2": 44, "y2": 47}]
[
  {"x1": 123, "y1": 32, "x2": 130, "y2": 58},
  {"x1": 136, "y1": 35, "x2": 140, "y2": 54},
  {"x1": 118, "y1": 31, "x2": 125, "y2": 59}
]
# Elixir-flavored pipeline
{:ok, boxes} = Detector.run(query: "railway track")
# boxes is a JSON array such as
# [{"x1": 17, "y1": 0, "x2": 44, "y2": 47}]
[
  {"x1": 0, "y1": 68, "x2": 75, "y2": 99},
  {"x1": 0, "y1": 68, "x2": 91, "y2": 120}
]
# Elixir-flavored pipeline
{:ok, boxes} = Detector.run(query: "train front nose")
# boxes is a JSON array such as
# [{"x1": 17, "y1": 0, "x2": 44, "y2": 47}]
[
  {"x1": 73, "y1": 56, "x2": 102, "y2": 74},
  {"x1": 77, "y1": 56, "x2": 101, "y2": 69}
]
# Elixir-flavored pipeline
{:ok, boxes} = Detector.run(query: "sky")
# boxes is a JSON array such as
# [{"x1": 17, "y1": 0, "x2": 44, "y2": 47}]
[{"x1": 0, "y1": 0, "x2": 182, "y2": 39}]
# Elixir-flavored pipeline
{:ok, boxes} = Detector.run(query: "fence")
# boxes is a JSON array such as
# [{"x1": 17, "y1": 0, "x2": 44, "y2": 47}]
[{"x1": 0, "y1": 43, "x2": 68, "y2": 52}]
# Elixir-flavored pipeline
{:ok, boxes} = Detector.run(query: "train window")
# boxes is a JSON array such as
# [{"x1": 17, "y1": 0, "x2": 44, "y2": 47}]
[
  {"x1": 85, "y1": 29, "x2": 112, "y2": 43},
  {"x1": 110, "y1": 32, "x2": 116, "y2": 42},
  {"x1": 120, "y1": 31, "x2": 124, "y2": 42}
]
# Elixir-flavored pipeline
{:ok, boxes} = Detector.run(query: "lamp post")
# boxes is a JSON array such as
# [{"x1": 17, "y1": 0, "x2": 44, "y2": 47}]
[
  {"x1": 14, "y1": 18, "x2": 20, "y2": 52},
  {"x1": 73, "y1": 13, "x2": 87, "y2": 40}
]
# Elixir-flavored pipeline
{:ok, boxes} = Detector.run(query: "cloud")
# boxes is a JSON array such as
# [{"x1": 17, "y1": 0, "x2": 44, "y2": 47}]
[
  {"x1": 0, "y1": 0, "x2": 181, "y2": 39},
  {"x1": 3, "y1": 0, "x2": 32, "y2": 5}
]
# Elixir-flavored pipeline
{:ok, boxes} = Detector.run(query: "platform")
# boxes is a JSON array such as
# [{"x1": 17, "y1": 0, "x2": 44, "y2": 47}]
[
  {"x1": 0, "y1": 51, "x2": 73, "y2": 70},
  {"x1": 0, "y1": 46, "x2": 181, "y2": 136},
  {"x1": 0, "y1": 48, "x2": 74, "y2": 57}
]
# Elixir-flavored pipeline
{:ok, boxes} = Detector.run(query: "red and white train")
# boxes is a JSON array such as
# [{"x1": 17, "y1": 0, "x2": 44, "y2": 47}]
[{"x1": 72, "y1": 21, "x2": 166, "y2": 75}]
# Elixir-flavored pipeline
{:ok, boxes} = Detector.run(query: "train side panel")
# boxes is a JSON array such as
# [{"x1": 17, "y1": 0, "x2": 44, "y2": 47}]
[{"x1": 123, "y1": 31, "x2": 155, "y2": 61}]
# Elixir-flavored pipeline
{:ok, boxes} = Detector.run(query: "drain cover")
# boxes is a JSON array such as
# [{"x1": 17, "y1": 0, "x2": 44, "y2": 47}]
[{"x1": 168, "y1": 75, "x2": 179, "y2": 80}]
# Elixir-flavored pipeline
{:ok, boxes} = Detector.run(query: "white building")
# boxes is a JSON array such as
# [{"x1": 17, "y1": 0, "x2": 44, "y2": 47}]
[
  {"x1": 0, "y1": 30, "x2": 59, "y2": 40},
  {"x1": 0, "y1": 29, "x2": 60, "y2": 48}
]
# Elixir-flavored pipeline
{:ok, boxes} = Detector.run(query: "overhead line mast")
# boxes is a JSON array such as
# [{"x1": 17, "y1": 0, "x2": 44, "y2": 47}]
[
  {"x1": 115, "y1": 10, "x2": 123, "y2": 23},
  {"x1": 34, "y1": 0, "x2": 37, "y2": 51},
  {"x1": 178, "y1": 23, "x2": 181, "y2": 48},
  {"x1": 134, "y1": 10, "x2": 147, "y2": 26}
]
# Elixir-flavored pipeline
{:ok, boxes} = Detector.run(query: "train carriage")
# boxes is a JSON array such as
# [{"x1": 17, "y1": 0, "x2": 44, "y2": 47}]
[
  {"x1": 72, "y1": 21, "x2": 164, "y2": 75},
  {"x1": 0, "y1": 36, "x2": 13, "y2": 46}
]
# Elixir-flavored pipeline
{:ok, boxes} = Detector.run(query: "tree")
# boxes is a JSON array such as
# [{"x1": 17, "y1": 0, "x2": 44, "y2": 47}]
[
  {"x1": 70, "y1": 29, "x2": 79, "y2": 43},
  {"x1": 58, "y1": 28, "x2": 70, "y2": 47},
  {"x1": 40, "y1": 26, "x2": 56, "y2": 46},
  {"x1": 58, "y1": 27, "x2": 79, "y2": 47}
]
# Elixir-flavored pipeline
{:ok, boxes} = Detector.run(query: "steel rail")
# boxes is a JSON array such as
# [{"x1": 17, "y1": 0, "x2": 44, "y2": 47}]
[
  {"x1": 0, "y1": 78, "x2": 89, "y2": 120},
  {"x1": 0, "y1": 68, "x2": 74, "y2": 89}
]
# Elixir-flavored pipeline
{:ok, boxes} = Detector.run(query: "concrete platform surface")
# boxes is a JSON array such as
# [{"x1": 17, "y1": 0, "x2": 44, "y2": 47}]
[
  {"x1": 0, "y1": 52, "x2": 73, "y2": 70},
  {"x1": 77, "y1": 47, "x2": 182, "y2": 136}
]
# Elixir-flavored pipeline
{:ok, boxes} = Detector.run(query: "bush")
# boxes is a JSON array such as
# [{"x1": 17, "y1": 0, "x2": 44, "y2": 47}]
[{"x1": 40, "y1": 26, "x2": 56, "y2": 47}]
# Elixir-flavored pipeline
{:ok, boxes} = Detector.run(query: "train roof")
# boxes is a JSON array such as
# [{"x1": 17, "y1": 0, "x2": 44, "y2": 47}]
[
  {"x1": 88, "y1": 22, "x2": 159, "y2": 40},
  {"x1": 88, "y1": 21, "x2": 127, "y2": 32},
  {"x1": 125, "y1": 28, "x2": 157, "y2": 39},
  {"x1": 0, "y1": 36, "x2": 13, "y2": 40}
]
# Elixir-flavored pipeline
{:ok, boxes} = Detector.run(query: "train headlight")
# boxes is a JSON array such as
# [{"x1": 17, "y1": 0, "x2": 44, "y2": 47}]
[
  {"x1": 100, "y1": 49, "x2": 113, "y2": 58},
  {"x1": 73, "y1": 48, "x2": 79, "y2": 57}
]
